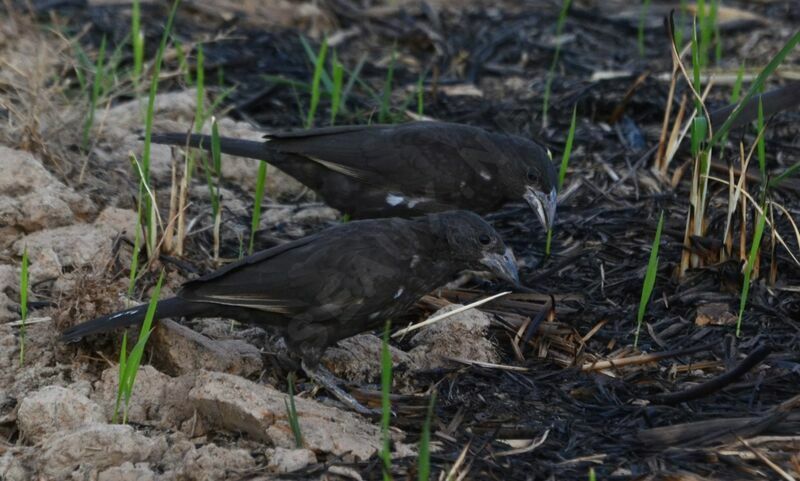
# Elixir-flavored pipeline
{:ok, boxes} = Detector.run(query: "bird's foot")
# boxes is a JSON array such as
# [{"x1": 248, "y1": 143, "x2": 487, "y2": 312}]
[{"x1": 301, "y1": 361, "x2": 380, "y2": 417}]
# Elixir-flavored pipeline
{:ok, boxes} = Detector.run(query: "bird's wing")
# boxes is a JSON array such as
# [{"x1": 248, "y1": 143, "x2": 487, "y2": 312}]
[
  {"x1": 264, "y1": 123, "x2": 504, "y2": 202},
  {"x1": 178, "y1": 220, "x2": 421, "y2": 320}
]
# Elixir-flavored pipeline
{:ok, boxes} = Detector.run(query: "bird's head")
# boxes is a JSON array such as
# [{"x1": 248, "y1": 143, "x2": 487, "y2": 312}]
[
  {"x1": 429, "y1": 211, "x2": 519, "y2": 285},
  {"x1": 501, "y1": 136, "x2": 558, "y2": 231}
]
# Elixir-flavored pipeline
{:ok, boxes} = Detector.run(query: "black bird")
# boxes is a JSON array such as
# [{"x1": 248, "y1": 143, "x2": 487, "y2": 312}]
[
  {"x1": 62, "y1": 211, "x2": 518, "y2": 412},
  {"x1": 150, "y1": 122, "x2": 558, "y2": 229}
]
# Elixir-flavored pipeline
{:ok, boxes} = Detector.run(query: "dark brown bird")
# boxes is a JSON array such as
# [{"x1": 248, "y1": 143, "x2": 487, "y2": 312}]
[
  {"x1": 61, "y1": 211, "x2": 518, "y2": 412},
  {"x1": 150, "y1": 122, "x2": 558, "y2": 230}
]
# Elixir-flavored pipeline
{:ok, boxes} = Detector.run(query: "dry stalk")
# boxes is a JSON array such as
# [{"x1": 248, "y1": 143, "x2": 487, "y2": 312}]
[
  {"x1": 706, "y1": 175, "x2": 800, "y2": 267},
  {"x1": 723, "y1": 141, "x2": 756, "y2": 261},
  {"x1": 769, "y1": 203, "x2": 778, "y2": 286},
  {"x1": 163, "y1": 147, "x2": 180, "y2": 253}
]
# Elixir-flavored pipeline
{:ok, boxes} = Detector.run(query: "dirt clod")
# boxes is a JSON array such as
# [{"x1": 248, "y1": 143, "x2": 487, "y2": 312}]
[
  {"x1": 17, "y1": 385, "x2": 106, "y2": 443},
  {"x1": 266, "y1": 447, "x2": 317, "y2": 474},
  {"x1": 39, "y1": 424, "x2": 164, "y2": 479},
  {"x1": 151, "y1": 319, "x2": 263, "y2": 377},
  {"x1": 408, "y1": 304, "x2": 499, "y2": 369},
  {"x1": 188, "y1": 370, "x2": 385, "y2": 460},
  {"x1": 178, "y1": 443, "x2": 256, "y2": 481}
]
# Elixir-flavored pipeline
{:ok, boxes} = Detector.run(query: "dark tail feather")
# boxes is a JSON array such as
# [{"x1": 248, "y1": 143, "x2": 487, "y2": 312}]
[
  {"x1": 709, "y1": 82, "x2": 800, "y2": 132},
  {"x1": 149, "y1": 133, "x2": 267, "y2": 161},
  {"x1": 60, "y1": 297, "x2": 200, "y2": 343}
]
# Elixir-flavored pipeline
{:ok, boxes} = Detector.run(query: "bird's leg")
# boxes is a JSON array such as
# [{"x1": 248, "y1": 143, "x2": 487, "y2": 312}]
[{"x1": 301, "y1": 360, "x2": 379, "y2": 416}]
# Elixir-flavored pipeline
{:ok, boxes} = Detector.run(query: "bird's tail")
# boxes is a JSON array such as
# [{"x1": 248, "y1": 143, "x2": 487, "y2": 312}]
[
  {"x1": 149, "y1": 133, "x2": 266, "y2": 160},
  {"x1": 60, "y1": 297, "x2": 202, "y2": 343}
]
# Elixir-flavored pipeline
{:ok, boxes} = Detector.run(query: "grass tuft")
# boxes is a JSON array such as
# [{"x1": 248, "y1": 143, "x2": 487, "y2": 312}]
[
  {"x1": 113, "y1": 270, "x2": 165, "y2": 424},
  {"x1": 139, "y1": 0, "x2": 181, "y2": 260},
  {"x1": 634, "y1": 211, "x2": 664, "y2": 347}
]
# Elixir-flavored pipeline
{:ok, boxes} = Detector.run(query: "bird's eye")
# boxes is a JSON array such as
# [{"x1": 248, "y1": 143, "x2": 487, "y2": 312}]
[
  {"x1": 526, "y1": 171, "x2": 537, "y2": 182},
  {"x1": 479, "y1": 234, "x2": 492, "y2": 245}
]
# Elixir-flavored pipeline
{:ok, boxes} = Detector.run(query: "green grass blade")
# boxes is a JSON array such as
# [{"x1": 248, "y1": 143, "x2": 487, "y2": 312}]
[
  {"x1": 18, "y1": 246, "x2": 28, "y2": 366},
  {"x1": 341, "y1": 54, "x2": 368, "y2": 108},
  {"x1": 542, "y1": 0, "x2": 572, "y2": 126},
  {"x1": 731, "y1": 64, "x2": 745, "y2": 104},
  {"x1": 674, "y1": 0, "x2": 687, "y2": 52},
  {"x1": 769, "y1": 160, "x2": 800, "y2": 188},
  {"x1": 72, "y1": 41, "x2": 89, "y2": 91},
  {"x1": 262, "y1": 74, "x2": 312, "y2": 91},
  {"x1": 131, "y1": 0, "x2": 143, "y2": 82},
  {"x1": 141, "y1": 0, "x2": 180, "y2": 182},
  {"x1": 19, "y1": 247, "x2": 28, "y2": 323},
  {"x1": 711, "y1": 30, "x2": 800, "y2": 145},
  {"x1": 202, "y1": 119, "x2": 222, "y2": 217},
  {"x1": 559, "y1": 105, "x2": 577, "y2": 189},
  {"x1": 112, "y1": 332, "x2": 128, "y2": 423},
  {"x1": 691, "y1": 16, "x2": 702, "y2": 112},
  {"x1": 174, "y1": 39, "x2": 191, "y2": 86},
  {"x1": 139, "y1": 0, "x2": 180, "y2": 257},
  {"x1": 418, "y1": 390, "x2": 436, "y2": 481},
  {"x1": 634, "y1": 211, "x2": 664, "y2": 347},
  {"x1": 545, "y1": 228, "x2": 554, "y2": 256},
  {"x1": 120, "y1": 270, "x2": 165, "y2": 424},
  {"x1": 711, "y1": 0, "x2": 721, "y2": 64},
  {"x1": 249, "y1": 161, "x2": 268, "y2": 255},
  {"x1": 697, "y1": 0, "x2": 710, "y2": 68},
  {"x1": 306, "y1": 38, "x2": 328, "y2": 129},
  {"x1": 83, "y1": 36, "x2": 107, "y2": 152},
  {"x1": 380, "y1": 321, "x2": 393, "y2": 480},
  {"x1": 195, "y1": 44, "x2": 205, "y2": 128},
  {"x1": 285, "y1": 373, "x2": 303, "y2": 447},
  {"x1": 737, "y1": 202, "x2": 767, "y2": 336},
  {"x1": 299, "y1": 36, "x2": 334, "y2": 93},
  {"x1": 546, "y1": 105, "x2": 577, "y2": 257},
  {"x1": 379, "y1": 47, "x2": 397, "y2": 124},
  {"x1": 757, "y1": 97, "x2": 766, "y2": 180},
  {"x1": 638, "y1": 0, "x2": 651, "y2": 57},
  {"x1": 103, "y1": 32, "x2": 129, "y2": 98},
  {"x1": 211, "y1": 118, "x2": 222, "y2": 176}
]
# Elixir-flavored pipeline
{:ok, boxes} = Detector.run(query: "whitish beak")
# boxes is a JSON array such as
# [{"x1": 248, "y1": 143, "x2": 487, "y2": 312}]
[
  {"x1": 480, "y1": 247, "x2": 520, "y2": 286},
  {"x1": 524, "y1": 187, "x2": 557, "y2": 231}
]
